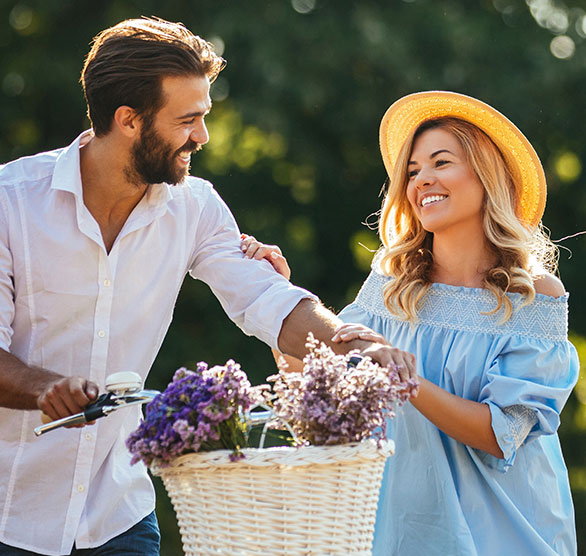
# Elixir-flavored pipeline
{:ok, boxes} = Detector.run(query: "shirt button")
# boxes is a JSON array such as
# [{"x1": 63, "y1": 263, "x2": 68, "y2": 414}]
[
  {"x1": 103, "y1": 279, "x2": 111, "y2": 287},
  {"x1": 77, "y1": 484, "x2": 85, "y2": 493},
  {"x1": 97, "y1": 330, "x2": 106, "y2": 338},
  {"x1": 85, "y1": 433, "x2": 92, "y2": 441}
]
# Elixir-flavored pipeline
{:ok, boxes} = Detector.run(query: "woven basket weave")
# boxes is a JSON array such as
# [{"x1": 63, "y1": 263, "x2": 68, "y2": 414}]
[{"x1": 152, "y1": 439, "x2": 394, "y2": 556}]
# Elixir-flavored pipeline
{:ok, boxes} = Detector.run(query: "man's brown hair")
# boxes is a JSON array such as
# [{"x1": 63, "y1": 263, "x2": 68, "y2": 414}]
[{"x1": 81, "y1": 17, "x2": 225, "y2": 136}]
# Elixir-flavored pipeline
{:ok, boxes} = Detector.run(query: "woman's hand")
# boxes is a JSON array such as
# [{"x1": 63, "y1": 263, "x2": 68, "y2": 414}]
[
  {"x1": 240, "y1": 234, "x2": 291, "y2": 280},
  {"x1": 332, "y1": 323, "x2": 419, "y2": 393},
  {"x1": 331, "y1": 323, "x2": 387, "y2": 344}
]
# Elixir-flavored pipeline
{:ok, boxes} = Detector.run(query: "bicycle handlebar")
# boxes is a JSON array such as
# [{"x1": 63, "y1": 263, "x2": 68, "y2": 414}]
[
  {"x1": 34, "y1": 372, "x2": 159, "y2": 436},
  {"x1": 34, "y1": 358, "x2": 365, "y2": 437}
]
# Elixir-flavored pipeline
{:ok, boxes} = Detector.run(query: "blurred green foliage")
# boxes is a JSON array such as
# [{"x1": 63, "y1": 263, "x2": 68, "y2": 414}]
[{"x1": 2, "y1": 0, "x2": 586, "y2": 553}]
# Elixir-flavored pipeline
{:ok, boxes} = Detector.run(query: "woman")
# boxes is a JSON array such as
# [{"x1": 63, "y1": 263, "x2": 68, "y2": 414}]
[{"x1": 242, "y1": 91, "x2": 578, "y2": 555}]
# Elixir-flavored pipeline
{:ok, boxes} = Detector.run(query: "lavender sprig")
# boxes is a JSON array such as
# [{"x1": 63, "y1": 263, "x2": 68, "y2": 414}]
[{"x1": 268, "y1": 333, "x2": 416, "y2": 446}]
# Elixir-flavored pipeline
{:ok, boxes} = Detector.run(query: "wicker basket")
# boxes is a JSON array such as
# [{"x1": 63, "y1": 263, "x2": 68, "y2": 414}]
[{"x1": 152, "y1": 439, "x2": 394, "y2": 556}]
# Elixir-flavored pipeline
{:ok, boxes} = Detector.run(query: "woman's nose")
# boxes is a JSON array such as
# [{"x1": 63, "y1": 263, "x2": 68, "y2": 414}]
[{"x1": 414, "y1": 166, "x2": 435, "y2": 187}]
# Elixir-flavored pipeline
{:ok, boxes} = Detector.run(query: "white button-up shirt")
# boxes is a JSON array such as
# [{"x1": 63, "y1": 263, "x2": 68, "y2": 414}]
[{"x1": 0, "y1": 131, "x2": 316, "y2": 555}]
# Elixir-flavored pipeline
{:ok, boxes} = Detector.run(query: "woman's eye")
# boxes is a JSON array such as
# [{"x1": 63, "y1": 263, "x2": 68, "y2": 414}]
[
  {"x1": 435, "y1": 159, "x2": 450, "y2": 167},
  {"x1": 408, "y1": 169, "x2": 419, "y2": 178}
]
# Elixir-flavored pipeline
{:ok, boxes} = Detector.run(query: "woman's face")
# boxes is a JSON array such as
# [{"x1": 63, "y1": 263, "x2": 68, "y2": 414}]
[{"x1": 406, "y1": 127, "x2": 485, "y2": 236}]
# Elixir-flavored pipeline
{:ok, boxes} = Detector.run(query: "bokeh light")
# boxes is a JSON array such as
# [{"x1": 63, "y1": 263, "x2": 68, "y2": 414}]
[
  {"x1": 2, "y1": 73, "x2": 25, "y2": 96},
  {"x1": 526, "y1": 0, "x2": 569, "y2": 33},
  {"x1": 550, "y1": 35, "x2": 575, "y2": 59},
  {"x1": 554, "y1": 151, "x2": 582, "y2": 182},
  {"x1": 291, "y1": 0, "x2": 315, "y2": 15}
]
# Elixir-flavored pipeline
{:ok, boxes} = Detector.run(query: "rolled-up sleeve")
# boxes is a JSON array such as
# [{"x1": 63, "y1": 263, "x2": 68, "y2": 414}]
[
  {"x1": 187, "y1": 185, "x2": 318, "y2": 350},
  {"x1": 0, "y1": 189, "x2": 14, "y2": 351},
  {"x1": 480, "y1": 335, "x2": 579, "y2": 470}
]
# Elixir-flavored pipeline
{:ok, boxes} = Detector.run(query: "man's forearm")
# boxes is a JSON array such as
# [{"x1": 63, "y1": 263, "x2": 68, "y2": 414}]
[
  {"x1": 0, "y1": 348, "x2": 99, "y2": 420},
  {"x1": 0, "y1": 348, "x2": 62, "y2": 409},
  {"x1": 277, "y1": 298, "x2": 371, "y2": 359}
]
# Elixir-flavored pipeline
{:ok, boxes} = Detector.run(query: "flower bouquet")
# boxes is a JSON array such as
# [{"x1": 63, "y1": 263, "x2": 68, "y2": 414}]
[{"x1": 127, "y1": 334, "x2": 415, "y2": 556}]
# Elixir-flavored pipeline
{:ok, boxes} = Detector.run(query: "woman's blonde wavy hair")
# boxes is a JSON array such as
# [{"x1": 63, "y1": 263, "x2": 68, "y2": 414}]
[{"x1": 377, "y1": 117, "x2": 558, "y2": 323}]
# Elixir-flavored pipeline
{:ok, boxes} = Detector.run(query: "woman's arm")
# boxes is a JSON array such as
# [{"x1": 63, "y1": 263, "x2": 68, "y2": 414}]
[
  {"x1": 411, "y1": 378, "x2": 503, "y2": 458},
  {"x1": 271, "y1": 349, "x2": 303, "y2": 372}
]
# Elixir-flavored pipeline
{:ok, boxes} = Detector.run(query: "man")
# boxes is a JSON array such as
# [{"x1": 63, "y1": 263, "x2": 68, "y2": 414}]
[{"x1": 0, "y1": 17, "x2": 414, "y2": 555}]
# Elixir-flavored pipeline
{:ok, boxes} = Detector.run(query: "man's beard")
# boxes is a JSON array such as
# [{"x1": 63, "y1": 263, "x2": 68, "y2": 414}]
[{"x1": 128, "y1": 118, "x2": 201, "y2": 186}]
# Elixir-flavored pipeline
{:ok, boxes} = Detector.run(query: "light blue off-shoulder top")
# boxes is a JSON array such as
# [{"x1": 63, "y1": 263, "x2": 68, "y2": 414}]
[{"x1": 339, "y1": 270, "x2": 579, "y2": 556}]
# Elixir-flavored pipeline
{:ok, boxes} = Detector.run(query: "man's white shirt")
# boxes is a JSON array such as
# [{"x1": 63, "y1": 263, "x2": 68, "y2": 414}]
[{"x1": 0, "y1": 131, "x2": 316, "y2": 554}]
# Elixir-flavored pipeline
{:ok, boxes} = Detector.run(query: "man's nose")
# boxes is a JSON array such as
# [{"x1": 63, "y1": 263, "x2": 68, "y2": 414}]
[{"x1": 191, "y1": 122, "x2": 209, "y2": 146}]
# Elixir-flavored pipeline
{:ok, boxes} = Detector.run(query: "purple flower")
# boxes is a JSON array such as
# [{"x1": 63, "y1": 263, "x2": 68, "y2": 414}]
[
  {"x1": 127, "y1": 334, "x2": 416, "y2": 467},
  {"x1": 126, "y1": 360, "x2": 254, "y2": 467}
]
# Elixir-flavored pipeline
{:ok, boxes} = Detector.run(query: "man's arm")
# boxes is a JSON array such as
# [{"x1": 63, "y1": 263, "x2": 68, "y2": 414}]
[
  {"x1": 240, "y1": 235, "x2": 418, "y2": 381},
  {"x1": 0, "y1": 348, "x2": 98, "y2": 420},
  {"x1": 277, "y1": 298, "x2": 417, "y2": 381},
  {"x1": 0, "y1": 189, "x2": 98, "y2": 421}
]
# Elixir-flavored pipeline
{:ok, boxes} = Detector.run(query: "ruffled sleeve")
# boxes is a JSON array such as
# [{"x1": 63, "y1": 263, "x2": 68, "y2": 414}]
[{"x1": 480, "y1": 331, "x2": 579, "y2": 471}]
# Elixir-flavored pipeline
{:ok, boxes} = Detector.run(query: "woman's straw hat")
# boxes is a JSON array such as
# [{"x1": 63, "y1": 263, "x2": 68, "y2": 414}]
[{"x1": 379, "y1": 91, "x2": 546, "y2": 229}]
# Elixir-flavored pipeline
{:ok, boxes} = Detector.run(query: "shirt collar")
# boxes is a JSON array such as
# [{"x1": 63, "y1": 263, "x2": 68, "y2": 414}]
[
  {"x1": 143, "y1": 181, "x2": 173, "y2": 208},
  {"x1": 50, "y1": 129, "x2": 174, "y2": 208},
  {"x1": 50, "y1": 130, "x2": 92, "y2": 198}
]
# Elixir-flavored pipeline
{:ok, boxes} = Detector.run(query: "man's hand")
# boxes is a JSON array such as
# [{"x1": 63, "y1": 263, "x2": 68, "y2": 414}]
[
  {"x1": 37, "y1": 376, "x2": 99, "y2": 422},
  {"x1": 278, "y1": 301, "x2": 419, "y2": 396},
  {"x1": 332, "y1": 323, "x2": 419, "y2": 394}
]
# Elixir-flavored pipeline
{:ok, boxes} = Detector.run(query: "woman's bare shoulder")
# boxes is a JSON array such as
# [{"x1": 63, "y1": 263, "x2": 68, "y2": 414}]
[{"x1": 533, "y1": 273, "x2": 566, "y2": 298}]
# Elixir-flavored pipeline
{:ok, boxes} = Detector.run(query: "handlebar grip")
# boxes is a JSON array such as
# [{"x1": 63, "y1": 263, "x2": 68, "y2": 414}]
[
  {"x1": 34, "y1": 412, "x2": 88, "y2": 436},
  {"x1": 83, "y1": 393, "x2": 111, "y2": 421},
  {"x1": 40, "y1": 412, "x2": 53, "y2": 424},
  {"x1": 34, "y1": 393, "x2": 112, "y2": 436}
]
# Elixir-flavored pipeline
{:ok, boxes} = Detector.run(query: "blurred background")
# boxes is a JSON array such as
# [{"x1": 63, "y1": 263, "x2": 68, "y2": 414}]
[{"x1": 1, "y1": 0, "x2": 585, "y2": 553}]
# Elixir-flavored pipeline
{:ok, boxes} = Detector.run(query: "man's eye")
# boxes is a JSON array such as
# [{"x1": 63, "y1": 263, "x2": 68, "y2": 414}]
[{"x1": 181, "y1": 119, "x2": 196, "y2": 125}]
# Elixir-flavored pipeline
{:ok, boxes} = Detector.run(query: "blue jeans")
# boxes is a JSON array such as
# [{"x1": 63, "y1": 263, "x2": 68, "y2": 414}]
[{"x1": 0, "y1": 511, "x2": 160, "y2": 556}]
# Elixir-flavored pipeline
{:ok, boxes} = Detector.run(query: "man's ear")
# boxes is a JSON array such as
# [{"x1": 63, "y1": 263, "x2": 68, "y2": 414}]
[{"x1": 112, "y1": 106, "x2": 141, "y2": 138}]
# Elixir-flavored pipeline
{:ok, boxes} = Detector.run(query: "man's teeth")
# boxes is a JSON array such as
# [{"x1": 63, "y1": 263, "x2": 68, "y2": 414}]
[{"x1": 421, "y1": 195, "x2": 447, "y2": 207}]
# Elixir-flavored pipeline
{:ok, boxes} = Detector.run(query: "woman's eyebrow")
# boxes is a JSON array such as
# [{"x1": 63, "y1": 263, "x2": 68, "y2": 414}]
[
  {"x1": 409, "y1": 148, "x2": 455, "y2": 165},
  {"x1": 430, "y1": 149, "x2": 454, "y2": 158}
]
